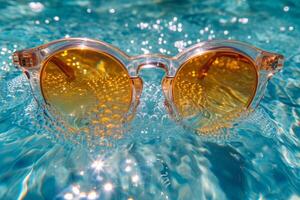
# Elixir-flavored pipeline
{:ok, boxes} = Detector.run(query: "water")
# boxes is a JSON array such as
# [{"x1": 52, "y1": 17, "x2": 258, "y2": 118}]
[{"x1": 0, "y1": 0, "x2": 299, "y2": 199}]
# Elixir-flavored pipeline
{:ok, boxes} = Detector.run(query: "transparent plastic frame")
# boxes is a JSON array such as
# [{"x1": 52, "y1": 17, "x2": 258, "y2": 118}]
[{"x1": 12, "y1": 38, "x2": 284, "y2": 134}]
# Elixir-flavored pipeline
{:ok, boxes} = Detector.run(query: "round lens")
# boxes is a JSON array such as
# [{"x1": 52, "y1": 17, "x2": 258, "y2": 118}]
[
  {"x1": 172, "y1": 51, "x2": 258, "y2": 133},
  {"x1": 41, "y1": 48, "x2": 132, "y2": 129}
]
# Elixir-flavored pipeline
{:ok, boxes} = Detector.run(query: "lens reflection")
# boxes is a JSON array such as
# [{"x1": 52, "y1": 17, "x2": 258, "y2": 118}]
[
  {"x1": 172, "y1": 51, "x2": 257, "y2": 134},
  {"x1": 41, "y1": 48, "x2": 132, "y2": 129}
]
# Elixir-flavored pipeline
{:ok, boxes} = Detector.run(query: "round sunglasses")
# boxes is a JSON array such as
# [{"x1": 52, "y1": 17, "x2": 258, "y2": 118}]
[{"x1": 13, "y1": 38, "x2": 284, "y2": 136}]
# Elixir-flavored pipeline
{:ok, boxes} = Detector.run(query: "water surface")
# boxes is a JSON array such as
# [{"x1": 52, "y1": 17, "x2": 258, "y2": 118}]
[{"x1": 0, "y1": 0, "x2": 299, "y2": 199}]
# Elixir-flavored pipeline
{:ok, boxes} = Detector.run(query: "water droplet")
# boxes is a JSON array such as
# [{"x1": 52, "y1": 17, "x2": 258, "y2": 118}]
[
  {"x1": 288, "y1": 26, "x2": 294, "y2": 31},
  {"x1": 64, "y1": 193, "x2": 73, "y2": 200},
  {"x1": 131, "y1": 174, "x2": 139, "y2": 183},
  {"x1": 87, "y1": 191, "x2": 98, "y2": 200},
  {"x1": 109, "y1": 8, "x2": 115, "y2": 14},
  {"x1": 28, "y1": 2, "x2": 44, "y2": 12},
  {"x1": 219, "y1": 18, "x2": 227, "y2": 24},
  {"x1": 239, "y1": 18, "x2": 249, "y2": 24},
  {"x1": 104, "y1": 182, "x2": 113, "y2": 192},
  {"x1": 280, "y1": 26, "x2": 286, "y2": 32},
  {"x1": 230, "y1": 17, "x2": 237, "y2": 23},
  {"x1": 53, "y1": 16, "x2": 60, "y2": 21},
  {"x1": 283, "y1": 6, "x2": 290, "y2": 12},
  {"x1": 72, "y1": 185, "x2": 80, "y2": 195}
]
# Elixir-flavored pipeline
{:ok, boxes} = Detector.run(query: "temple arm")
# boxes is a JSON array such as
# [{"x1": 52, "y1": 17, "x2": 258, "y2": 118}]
[
  {"x1": 198, "y1": 52, "x2": 248, "y2": 79},
  {"x1": 50, "y1": 56, "x2": 75, "y2": 80}
]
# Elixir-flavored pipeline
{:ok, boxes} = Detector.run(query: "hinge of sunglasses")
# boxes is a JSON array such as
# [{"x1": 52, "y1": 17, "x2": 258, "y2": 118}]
[
  {"x1": 12, "y1": 51, "x2": 38, "y2": 68},
  {"x1": 260, "y1": 52, "x2": 284, "y2": 73}
]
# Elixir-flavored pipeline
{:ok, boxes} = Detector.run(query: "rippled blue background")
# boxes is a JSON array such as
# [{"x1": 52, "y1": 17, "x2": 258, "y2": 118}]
[{"x1": 0, "y1": 0, "x2": 299, "y2": 199}]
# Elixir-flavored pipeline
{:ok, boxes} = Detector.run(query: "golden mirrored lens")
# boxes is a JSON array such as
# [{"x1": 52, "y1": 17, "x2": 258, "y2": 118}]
[
  {"x1": 41, "y1": 48, "x2": 132, "y2": 129},
  {"x1": 173, "y1": 51, "x2": 257, "y2": 133}
]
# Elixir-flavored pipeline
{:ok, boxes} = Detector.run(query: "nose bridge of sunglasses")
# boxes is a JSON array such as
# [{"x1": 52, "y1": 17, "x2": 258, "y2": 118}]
[
  {"x1": 137, "y1": 62, "x2": 169, "y2": 82},
  {"x1": 128, "y1": 54, "x2": 176, "y2": 75},
  {"x1": 129, "y1": 59, "x2": 177, "y2": 119},
  {"x1": 137, "y1": 61, "x2": 169, "y2": 75}
]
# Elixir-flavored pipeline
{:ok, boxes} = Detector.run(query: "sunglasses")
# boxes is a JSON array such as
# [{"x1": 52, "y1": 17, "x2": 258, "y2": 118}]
[{"x1": 12, "y1": 38, "x2": 284, "y2": 136}]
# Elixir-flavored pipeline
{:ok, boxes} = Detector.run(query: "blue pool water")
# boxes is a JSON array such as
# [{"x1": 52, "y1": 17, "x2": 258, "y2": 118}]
[{"x1": 0, "y1": 0, "x2": 299, "y2": 199}]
